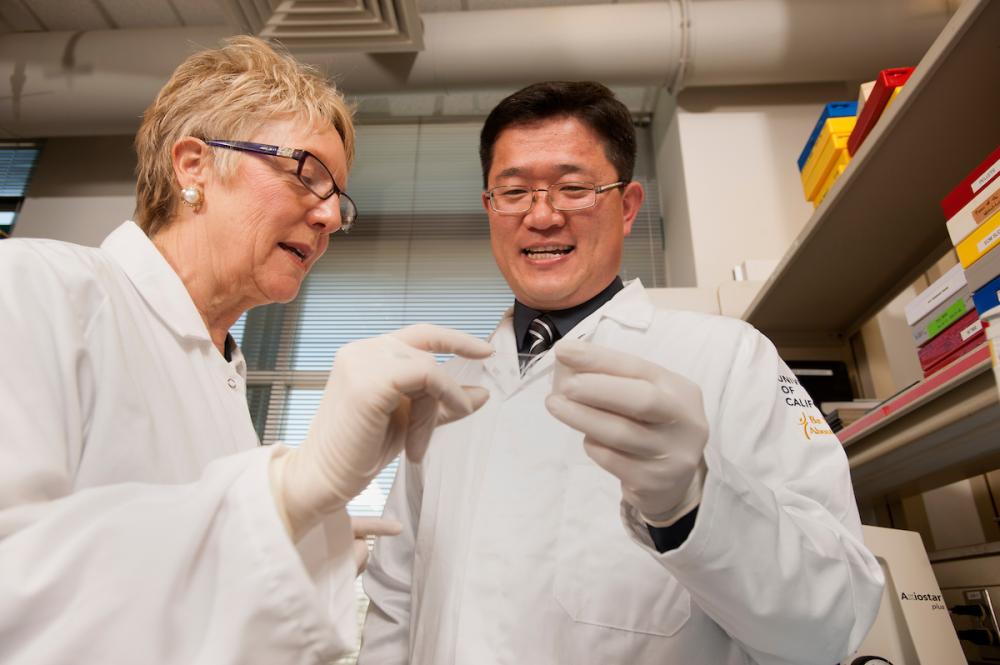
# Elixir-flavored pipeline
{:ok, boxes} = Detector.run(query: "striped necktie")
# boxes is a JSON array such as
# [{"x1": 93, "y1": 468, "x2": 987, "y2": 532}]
[{"x1": 520, "y1": 315, "x2": 556, "y2": 374}]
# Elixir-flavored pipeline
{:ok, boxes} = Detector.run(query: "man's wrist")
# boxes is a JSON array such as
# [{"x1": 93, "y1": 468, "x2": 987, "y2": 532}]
[
  {"x1": 641, "y1": 495, "x2": 700, "y2": 527},
  {"x1": 638, "y1": 464, "x2": 705, "y2": 527}
]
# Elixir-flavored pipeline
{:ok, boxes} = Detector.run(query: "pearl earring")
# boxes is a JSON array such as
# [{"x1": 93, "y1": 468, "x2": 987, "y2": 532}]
[{"x1": 181, "y1": 185, "x2": 203, "y2": 211}]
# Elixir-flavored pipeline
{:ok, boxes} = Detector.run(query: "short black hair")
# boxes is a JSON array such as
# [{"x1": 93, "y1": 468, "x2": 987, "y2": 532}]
[{"x1": 479, "y1": 81, "x2": 636, "y2": 188}]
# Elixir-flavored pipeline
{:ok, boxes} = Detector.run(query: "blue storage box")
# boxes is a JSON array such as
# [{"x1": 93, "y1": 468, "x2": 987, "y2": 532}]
[
  {"x1": 797, "y1": 101, "x2": 859, "y2": 172},
  {"x1": 972, "y1": 271, "x2": 1000, "y2": 316}
]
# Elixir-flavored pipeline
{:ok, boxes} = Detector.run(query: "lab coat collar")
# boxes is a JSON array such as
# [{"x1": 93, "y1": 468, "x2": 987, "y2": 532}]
[
  {"x1": 101, "y1": 221, "x2": 214, "y2": 343},
  {"x1": 484, "y1": 279, "x2": 655, "y2": 395},
  {"x1": 541, "y1": 278, "x2": 655, "y2": 349},
  {"x1": 593, "y1": 278, "x2": 655, "y2": 331}
]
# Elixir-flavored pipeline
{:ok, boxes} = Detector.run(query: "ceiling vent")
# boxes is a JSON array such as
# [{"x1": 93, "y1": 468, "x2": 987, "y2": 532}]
[{"x1": 221, "y1": 0, "x2": 423, "y2": 53}]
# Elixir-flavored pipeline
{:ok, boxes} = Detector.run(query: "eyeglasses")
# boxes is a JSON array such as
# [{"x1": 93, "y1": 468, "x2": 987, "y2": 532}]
[
  {"x1": 204, "y1": 139, "x2": 358, "y2": 232},
  {"x1": 485, "y1": 181, "x2": 626, "y2": 215}
]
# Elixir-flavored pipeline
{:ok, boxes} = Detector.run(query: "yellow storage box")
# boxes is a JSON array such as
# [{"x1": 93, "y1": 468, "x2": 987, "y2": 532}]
[
  {"x1": 800, "y1": 116, "x2": 856, "y2": 202},
  {"x1": 956, "y1": 208, "x2": 1000, "y2": 268}
]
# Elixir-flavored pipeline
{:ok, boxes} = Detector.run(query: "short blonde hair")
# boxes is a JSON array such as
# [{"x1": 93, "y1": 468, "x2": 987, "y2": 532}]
[{"x1": 134, "y1": 36, "x2": 355, "y2": 236}]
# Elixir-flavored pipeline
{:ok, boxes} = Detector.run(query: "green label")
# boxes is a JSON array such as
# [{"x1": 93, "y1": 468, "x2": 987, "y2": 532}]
[{"x1": 926, "y1": 297, "x2": 969, "y2": 338}]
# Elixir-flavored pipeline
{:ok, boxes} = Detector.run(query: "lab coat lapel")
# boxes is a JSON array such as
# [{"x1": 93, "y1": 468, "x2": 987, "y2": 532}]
[
  {"x1": 595, "y1": 279, "x2": 656, "y2": 334},
  {"x1": 554, "y1": 279, "x2": 657, "y2": 353},
  {"x1": 101, "y1": 221, "x2": 215, "y2": 345},
  {"x1": 482, "y1": 307, "x2": 521, "y2": 396}
]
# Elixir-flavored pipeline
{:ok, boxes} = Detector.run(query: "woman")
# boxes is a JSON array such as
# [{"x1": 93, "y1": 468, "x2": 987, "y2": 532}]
[{"x1": 0, "y1": 37, "x2": 490, "y2": 664}]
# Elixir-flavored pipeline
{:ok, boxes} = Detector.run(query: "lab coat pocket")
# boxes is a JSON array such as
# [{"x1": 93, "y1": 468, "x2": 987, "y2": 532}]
[{"x1": 554, "y1": 465, "x2": 691, "y2": 637}]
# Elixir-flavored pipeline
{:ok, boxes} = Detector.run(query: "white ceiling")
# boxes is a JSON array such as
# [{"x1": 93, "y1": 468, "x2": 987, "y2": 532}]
[
  {"x1": 0, "y1": 0, "x2": 644, "y2": 33},
  {"x1": 418, "y1": 0, "x2": 640, "y2": 11},
  {"x1": 0, "y1": 0, "x2": 227, "y2": 32}
]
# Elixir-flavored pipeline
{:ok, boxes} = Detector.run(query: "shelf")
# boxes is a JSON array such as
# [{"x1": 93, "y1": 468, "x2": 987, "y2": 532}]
[
  {"x1": 743, "y1": 0, "x2": 1000, "y2": 343},
  {"x1": 928, "y1": 539, "x2": 1000, "y2": 564},
  {"x1": 839, "y1": 344, "x2": 1000, "y2": 500}
]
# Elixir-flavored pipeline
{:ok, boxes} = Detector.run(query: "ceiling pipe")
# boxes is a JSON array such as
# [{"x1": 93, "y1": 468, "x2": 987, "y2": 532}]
[
  {"x1": 316, "y1": 3, "x2": 682, "y2": 95},
  {"x1": 683, "y1": 0, "x2": 953, "y2": 87},
  {"x1": 0, "y1": 1, "x2": 952, "y2": 137}
]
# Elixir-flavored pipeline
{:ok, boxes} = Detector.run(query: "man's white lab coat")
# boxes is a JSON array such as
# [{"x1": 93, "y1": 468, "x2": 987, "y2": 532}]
[
  {"x1": 361, "y1": 280, "x2": 884, "y2": 665},
  {"x1": 0, "y1": 222, "x2": 358, "y2": 665}
]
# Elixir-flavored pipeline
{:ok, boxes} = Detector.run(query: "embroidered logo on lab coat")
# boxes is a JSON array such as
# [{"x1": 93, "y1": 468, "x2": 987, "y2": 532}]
[
  {"x1": 798, "y1": 412, "x2": 834, "y2": 440},
  {"x1": 778, "y1": 374, "x2": 833, "y2": 439}
]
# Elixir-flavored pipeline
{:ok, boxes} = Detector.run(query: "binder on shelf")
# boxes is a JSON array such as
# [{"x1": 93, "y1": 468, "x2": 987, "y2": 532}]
[
  {"x1": 987, "y1": 321, "x2": 1000, "y2": 346},
  {"x1": 973, "y1": 272, "x2": 1000, "y2": 317},
  {"x1": 917, "y1": 309, "x2": 984, "y2": 374},
  {"x1": 991, "y1": 338, "x2": 1000, "y2": 393},
  {"x1": 820, "y1": 399, "x2": 881, "y2": 416},
  {"x1": 924, "y1": 293, "x2": 973, "y2": 340},
  {"x1": 814, "y1": 171, "x2": 836, "y2": 207},
  {"x1": 797, "y1": 102, "x2": 858, "y2": 172},
  {"x1": 800, "y1": 117, "x2": 855, "y2": 202},
  {"x1": 945, "y1": 177, "x2": 1000, "y2": 246},
  {"x1": 882, "y1": 86, "x2": 903, "y2": 113},
  {"x1": 982, "y1": 321, "x2": 1000, "y2": 343},
  {"x1": 815, "y1": 165, "x2": 844, "y2": 208},
  {"x1": 956, "y1": 208, "x2": 1000, "y2": 268},
  {"x1": 822, "y1": 399, "x2": 881, "y2": 433},
  {"x1": 847, "y1": 67, "x2": 914, "y2": 156},
  {"x1": 940, "y1": 144, "x2": 1000, "y2": 221},
  {"x1": 814, "y1": 157, "x2": 850, "y2": 207},
  {"x1": 911, "y1": 292, "x2": 973, "y2": 347},
  {"x1": 965, "y1": 240, "x2": 1000, "y2": 292},
  {"x1": 904, "y1": 262, "x2": 967, "y2": 326},
  {"x1": 837, "y1": 346, "x2": 992, "y2": 442},
  {"x1": 856, "y1": 80, "x2": 875, "y2": 114},
  {"x1": 923, "y1": 338, "x2": 988, "y2": 377}
]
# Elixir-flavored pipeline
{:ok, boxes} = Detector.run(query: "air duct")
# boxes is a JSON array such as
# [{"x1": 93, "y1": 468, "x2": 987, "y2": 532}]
[{"x1": 0, "y1": 0, "x2": 952, "y2": 137}]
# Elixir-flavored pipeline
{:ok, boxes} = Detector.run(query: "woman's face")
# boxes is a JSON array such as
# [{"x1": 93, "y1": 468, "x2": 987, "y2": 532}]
[{"x1": 204, "y1": 117, "x2": 348, "y2": 306}]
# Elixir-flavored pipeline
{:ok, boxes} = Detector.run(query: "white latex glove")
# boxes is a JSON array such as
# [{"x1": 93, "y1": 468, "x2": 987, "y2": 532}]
[
  {"x1": 270, "y1": 324, "x2": 493, "y2": 541},
  {"x1": 351, "y1": 517, "x2": 402, "y2": 574},
  {"x1": 545, "y1": 340, "x2": 708, "y2": 526}
]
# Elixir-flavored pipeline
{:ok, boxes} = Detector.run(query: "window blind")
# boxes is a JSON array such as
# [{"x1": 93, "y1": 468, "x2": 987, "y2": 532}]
[
  {"x1": 0, "y1": 142, "x2": 42, "y2": 236},
  {"x1": 0, "y1": 143, "x2": 41, "y2": 197}
]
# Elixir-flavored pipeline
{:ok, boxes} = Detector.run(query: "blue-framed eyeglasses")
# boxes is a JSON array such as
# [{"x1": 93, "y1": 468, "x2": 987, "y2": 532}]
[{"x1": 204, "y1": 139, "x2": 358, "y2": 232}]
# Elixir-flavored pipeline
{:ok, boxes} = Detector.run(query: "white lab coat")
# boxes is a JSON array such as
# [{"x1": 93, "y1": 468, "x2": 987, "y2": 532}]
[
  {"x1": 0, "y1": 222, "x2": 358, "y2": 665},
  {"x1": 361, "y1": 280, "x2": 884, "y2": 665}
]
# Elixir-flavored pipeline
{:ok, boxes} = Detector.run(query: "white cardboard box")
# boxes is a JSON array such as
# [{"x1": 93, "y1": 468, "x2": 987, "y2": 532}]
[{"x1": 904, "y1": 263, "x2": 967, "y2": 326}]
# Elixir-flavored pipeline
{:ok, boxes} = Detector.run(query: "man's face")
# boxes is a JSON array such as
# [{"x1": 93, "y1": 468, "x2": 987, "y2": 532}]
[{"x1": 483, "y1": 116, "x2": 644, "y2": 311}]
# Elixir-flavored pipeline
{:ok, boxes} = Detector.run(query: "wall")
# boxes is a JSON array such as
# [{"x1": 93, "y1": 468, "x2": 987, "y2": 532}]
[
  {"x1": 652, "y1": 90, "x2": 696, "y2": 288},
  {"x1": 923, "y1": 479, "x2": 988, "y2": 551},
  {"x1": 653, "y1": 81, "x2": 856, "y2": 290},
  {"x1": 16, "y1": 135, "x2": 136, "y2": 246}
]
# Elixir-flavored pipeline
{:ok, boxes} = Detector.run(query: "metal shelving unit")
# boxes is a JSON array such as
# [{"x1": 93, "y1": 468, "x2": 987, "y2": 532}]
[
  {"x1": 741, "y1": 0, "x2": 1000, "y2": 496},
  {"x1": 841, "y1": 344, "x2": 1000, "y2": 500},
  {"x1": 744, "y1": 0, "x2": 1000, "y2": 342}
]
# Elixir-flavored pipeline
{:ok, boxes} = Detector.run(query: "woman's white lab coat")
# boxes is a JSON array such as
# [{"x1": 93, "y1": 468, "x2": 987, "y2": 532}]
[
  {"x1": 0, "y1": 222, "x2": 357, "y2": 665},
  {"x1": 361, "y1": 280, "x2": 885, "y2": 665}
]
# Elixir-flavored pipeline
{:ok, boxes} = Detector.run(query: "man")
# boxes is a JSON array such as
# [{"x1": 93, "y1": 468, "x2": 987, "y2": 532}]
[{"x1": 359, "y1": 81, "x2": 884, "y2": 665}]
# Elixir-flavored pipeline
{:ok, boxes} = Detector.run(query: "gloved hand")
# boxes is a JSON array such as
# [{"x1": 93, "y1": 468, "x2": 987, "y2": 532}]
[
  {"x1": 351, "y1": 517, "x2": 402, "y2": 574},
  {"x1": 270, "y1": 324, "x2": 493, "y2": 541},
  {"x1": 545, "y1": 340, "x2": 708, "y2": 526}
]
